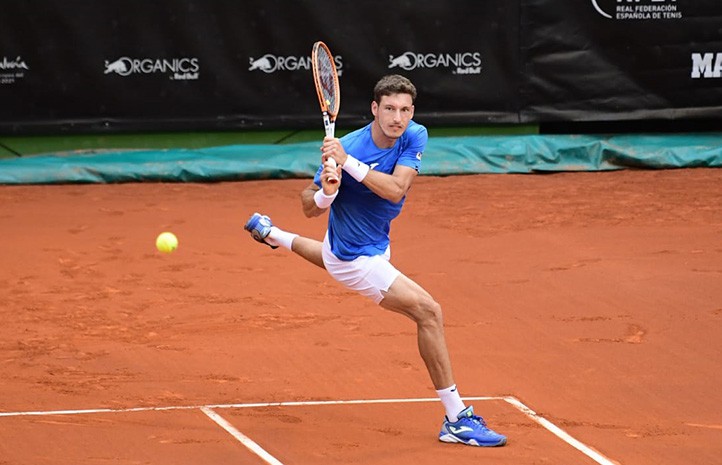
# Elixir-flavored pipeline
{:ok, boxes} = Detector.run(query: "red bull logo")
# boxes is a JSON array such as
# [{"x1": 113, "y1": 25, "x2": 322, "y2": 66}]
[
  {"x1": 248, "y1": 53, "x2": 343, "y2": 75},
  {"x1": 388, "y1": 51, "x2": 482, "y2": 74},
  {"x1": 104, "y1": 57, "x2": 200, "y2": 80}
]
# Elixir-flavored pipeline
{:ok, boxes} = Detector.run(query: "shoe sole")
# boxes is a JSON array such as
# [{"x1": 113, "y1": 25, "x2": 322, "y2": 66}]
[{"x1": 439, "y1": 433, "x2": 507, "y2": 447}]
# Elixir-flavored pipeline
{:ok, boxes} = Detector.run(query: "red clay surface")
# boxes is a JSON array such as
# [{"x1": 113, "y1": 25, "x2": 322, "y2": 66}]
[{"x1": 1, "y1": 168, "x2": 721, "y2": 465}]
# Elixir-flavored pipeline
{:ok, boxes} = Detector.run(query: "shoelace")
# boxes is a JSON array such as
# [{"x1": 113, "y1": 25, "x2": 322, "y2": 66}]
[{"x1": 461, "y1": 414, "x2": 489, "y2": 429}]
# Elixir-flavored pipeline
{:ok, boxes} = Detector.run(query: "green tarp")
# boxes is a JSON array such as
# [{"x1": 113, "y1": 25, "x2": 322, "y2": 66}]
[{"x1": 1, "y1": 134, "x2": 721, "y2": 185}]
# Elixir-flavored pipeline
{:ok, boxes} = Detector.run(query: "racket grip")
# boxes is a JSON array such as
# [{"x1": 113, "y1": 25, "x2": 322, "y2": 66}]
[
  {"x1": 322, "y1": 117, "x2": 338, "y2": 183},
  {"x1": 327, "y1": 158, "x2": 339, "y2": 184}
]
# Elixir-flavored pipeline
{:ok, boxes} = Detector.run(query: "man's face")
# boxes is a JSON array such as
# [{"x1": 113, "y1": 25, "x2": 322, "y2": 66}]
[{"x1": 371, "y1": 93, "x2": 415, "y2": 140}]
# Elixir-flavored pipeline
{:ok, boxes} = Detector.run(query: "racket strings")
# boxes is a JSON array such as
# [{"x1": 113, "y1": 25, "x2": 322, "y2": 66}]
[{"x1": 315, "y1": 52, "x2": 338, "y2": 113}]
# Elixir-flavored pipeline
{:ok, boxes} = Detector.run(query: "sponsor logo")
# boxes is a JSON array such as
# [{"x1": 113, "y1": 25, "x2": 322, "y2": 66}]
[
  {"x1": 691, "y1": 53, "x2": 722, "y2": 79},
  {"x1": 369, "y1": 162, "x2": 380, "y2": 170},
  {"x1": 591, "y1": 0, "x2": 683, "y2": 21},
  {"x1": 104, "y1": 57, "x2": 200, "y2": 80},
  {"x1": 388, "y1": 51, "x2": 482, "y2": 75},
  {"x1": 0, "y1": 56, "x2": 29, "y2": 85},
  {"x1": 248, "y1": 53, "x2": 344, "y2": 75},
  {"x1": 0, "y1": 56, "x2": 29, "y2": 71},
  {"x1": 449, "y1": 425, "x2": 475, "y2": 434}
]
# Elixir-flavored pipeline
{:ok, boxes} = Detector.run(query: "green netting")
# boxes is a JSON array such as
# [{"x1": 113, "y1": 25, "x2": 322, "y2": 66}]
[{"x1": 1, "y1": 134, "x2": 720, "y2": 185}]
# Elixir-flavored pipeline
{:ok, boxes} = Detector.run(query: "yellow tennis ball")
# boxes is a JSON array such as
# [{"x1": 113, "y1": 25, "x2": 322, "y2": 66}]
[
  {"x1": 325, "y1": 99, "x2": 330, "y2": 106},
  {"x1": 156, "y1": 232, "x2": 178, "y2": 254}
]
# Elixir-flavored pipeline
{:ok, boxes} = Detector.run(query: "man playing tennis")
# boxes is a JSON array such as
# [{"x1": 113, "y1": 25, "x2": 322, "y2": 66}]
[{"x1": 244, "y1": 74, "x2": 506, "y2": 447}]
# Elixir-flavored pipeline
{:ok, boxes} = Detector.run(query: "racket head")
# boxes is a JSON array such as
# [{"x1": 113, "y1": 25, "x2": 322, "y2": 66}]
[{"x1": 311, "y1": 41, "x2": 341, "y2": 120}]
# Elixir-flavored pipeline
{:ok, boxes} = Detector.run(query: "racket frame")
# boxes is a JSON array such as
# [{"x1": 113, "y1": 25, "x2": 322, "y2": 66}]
[{"x1": 311, "y1": 41, "x2": 342, "y2": 183}]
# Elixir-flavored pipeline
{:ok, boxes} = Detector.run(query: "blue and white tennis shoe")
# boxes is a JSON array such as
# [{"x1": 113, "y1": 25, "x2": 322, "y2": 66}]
[
  {"x1": 244, "y1": 212, "x2": 277, "y2": 249},
  {"x1": 439, "y1": 406, "x2": 507, "y2": 447}
]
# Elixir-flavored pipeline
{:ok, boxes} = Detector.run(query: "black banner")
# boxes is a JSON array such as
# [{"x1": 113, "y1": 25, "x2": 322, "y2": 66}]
[
  {"x1": 1, "y1": 0, "x2": 721, "y2": 134},
  {"x1": 520, "y1": 0, "x2": 722, "y2": 122},
  {"x1": 0, "y1": 0, "x2": 519, "y2": 134}
]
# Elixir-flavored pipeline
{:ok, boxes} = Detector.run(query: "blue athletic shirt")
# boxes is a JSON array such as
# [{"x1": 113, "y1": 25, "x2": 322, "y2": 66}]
[{"x1": 313, "y1": 120, "x2": 428, "y2": 261}]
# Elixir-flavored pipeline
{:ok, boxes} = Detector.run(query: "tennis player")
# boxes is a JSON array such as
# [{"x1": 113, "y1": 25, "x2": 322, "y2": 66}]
[{"x1": 245, "y1": 74, "x2": 506, "y2": 447}]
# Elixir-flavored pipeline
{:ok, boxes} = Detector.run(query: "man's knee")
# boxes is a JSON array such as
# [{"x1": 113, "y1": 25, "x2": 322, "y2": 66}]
[
  {"x1": 413, "y1": 295, "x2": 443, "y2": 326},
  {"x1": 380, "y1": 275, "x2": 443, "y2": 324}
]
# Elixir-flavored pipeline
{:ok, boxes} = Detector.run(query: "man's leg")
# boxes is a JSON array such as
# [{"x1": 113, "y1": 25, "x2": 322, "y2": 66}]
[
  {"x1": 288, "y1": 235, "x2": 324, "y2": 269},
  {"x1": 380, "y1": 274, "x2": 468, "y2": 422},
  {"x1": 380, "y1": 273, "x2": 507, "y2": 447},
  {"x1": 379, "y1": 273, "x2": 454, "y2": 390},
  {"x1": 247, "y1": 214, "x2": 506, "y2": 446},
  {"x1": 244, "y1": 212, "x2": 325, "y2": 269}
]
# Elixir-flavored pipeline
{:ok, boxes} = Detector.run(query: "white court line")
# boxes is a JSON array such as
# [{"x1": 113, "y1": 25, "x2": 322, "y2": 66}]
[
  {"x1": 201, "y1": 407, "x2": 285, "y2": 465},
  {"x1": 0, "y1": 396, "x2": 501, "y2": 418},
  {"x1": 0, "y1": 395, "x2": 619, "y2": 465},
  {"x1": 503, "y1": 396, "x2": 618, "y2": 465}
]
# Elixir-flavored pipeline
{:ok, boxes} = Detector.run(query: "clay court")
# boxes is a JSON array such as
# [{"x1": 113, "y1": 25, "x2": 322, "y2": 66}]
[{"x1": 1, "y1": 168, "x2": 721, "y2": 464}]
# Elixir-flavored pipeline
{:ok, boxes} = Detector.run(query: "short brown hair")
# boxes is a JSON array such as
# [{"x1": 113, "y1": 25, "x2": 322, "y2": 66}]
[{"x1": 373, "y1": 74, "x2": 417, "y2": 103}]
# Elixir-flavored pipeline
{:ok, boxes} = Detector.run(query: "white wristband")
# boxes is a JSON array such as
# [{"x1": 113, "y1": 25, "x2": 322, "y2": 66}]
[
  {"x1": 313, "y1": 188, "x2": 338, "y2": 209},
  {"x1": 342, "y1": 154, "x2": 370, "y2": 182}
]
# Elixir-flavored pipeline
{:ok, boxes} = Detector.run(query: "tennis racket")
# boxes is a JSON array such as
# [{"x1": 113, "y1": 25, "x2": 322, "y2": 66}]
[{"x1": 311, "y1": 41, "x2": 341, "y2": 184}]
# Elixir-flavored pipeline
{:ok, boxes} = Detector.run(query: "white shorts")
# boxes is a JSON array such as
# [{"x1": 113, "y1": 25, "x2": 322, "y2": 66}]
[{"x1": 322, "y1": 235, "x2": 401, "y2": 304}]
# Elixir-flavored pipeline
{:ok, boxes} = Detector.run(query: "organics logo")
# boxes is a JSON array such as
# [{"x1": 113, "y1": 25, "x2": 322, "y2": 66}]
[
  {"x1": 388, "y1": 51, "x2": 482, "y2": 75},
  {"x1": 249, "y1": 53, "x2": 343, "y2": 75},
  {"x1": 104, "y1": 57, "x2": 200, "y2": 80}
]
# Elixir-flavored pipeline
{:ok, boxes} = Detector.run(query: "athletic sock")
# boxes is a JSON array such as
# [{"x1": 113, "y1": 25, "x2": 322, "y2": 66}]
[
  {"x1": 436, "y1": 384, "x2": 466, "y2": 422},
  {"x1": 266, "y1": 226, "x2": 298, "y2": 250}
]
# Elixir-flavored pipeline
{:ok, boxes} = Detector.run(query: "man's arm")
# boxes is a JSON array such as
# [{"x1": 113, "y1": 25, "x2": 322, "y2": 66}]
[
  {"x1": 301, "y1": 158, "x2": 342, "y2": 218},
  {"x1": 301, "y1": 182, "x2": 326, "y2": 218},
  {"x1": 322, "y1": 136, "x2": 417, "y2": 204},
  {"x1": 361, "y1": 164, "x2": 417, "y2": 204}
]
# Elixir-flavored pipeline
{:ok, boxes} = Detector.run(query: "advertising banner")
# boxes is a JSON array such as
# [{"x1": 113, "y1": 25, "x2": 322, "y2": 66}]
[
  {"x1": 2, "y1": 0, "x2": 721, "y2": 133},
  {"x1": 0, "y1": 0, "x2": 519, "y2": 133},
  {"x1": 520, "y1": 0, "x2": 722, "y2": 121}
]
